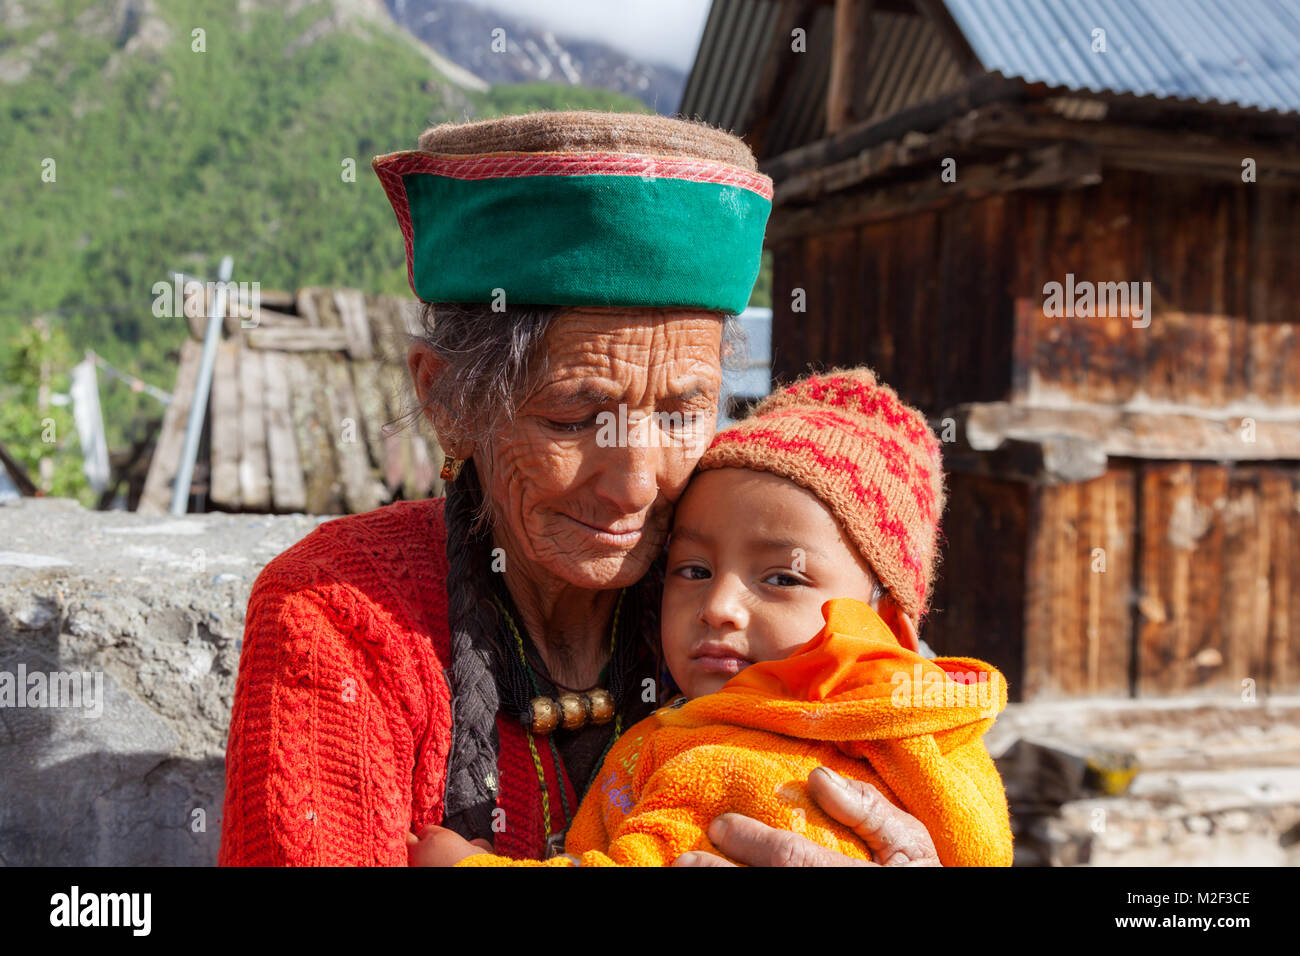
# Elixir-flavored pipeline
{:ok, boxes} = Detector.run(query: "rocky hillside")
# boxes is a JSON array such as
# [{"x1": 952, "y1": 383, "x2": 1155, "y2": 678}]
[{"x1": 385, "y1": 0, "x2": 687, "y2": 112}]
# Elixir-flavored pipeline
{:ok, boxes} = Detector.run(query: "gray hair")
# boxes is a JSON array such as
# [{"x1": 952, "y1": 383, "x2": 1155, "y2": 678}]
[{"x1": 395, "y1": 299, "x2": 747, "y2": 462}]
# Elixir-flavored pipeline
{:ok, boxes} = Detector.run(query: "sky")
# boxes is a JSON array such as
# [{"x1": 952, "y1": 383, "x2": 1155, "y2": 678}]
[{"x1": 463, "y1": 0, "x2": 714, "y2": 71}]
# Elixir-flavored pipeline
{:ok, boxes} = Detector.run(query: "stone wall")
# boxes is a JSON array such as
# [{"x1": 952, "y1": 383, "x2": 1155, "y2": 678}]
[
  {"x1": 3, "y1": 496, "x2": 1298, "y2": 866},
  {"x1": 0, "y1": 497, "x2": 330, "y2": 866}
]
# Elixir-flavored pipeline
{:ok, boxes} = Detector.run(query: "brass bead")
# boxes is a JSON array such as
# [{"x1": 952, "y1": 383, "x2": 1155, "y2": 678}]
[
  {"x1": 587, "y1": 689, "x2": 615, "y2": 725},
  {"x1": 557, "y1": 693, "x2": 587, "y2": 731},
  {"x1": 527, "y1": 696, "x2": 560, "y2": 735}
]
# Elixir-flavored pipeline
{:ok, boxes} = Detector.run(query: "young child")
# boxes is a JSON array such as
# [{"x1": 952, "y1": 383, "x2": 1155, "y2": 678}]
[{"x1": 413, "y1": 367, "x2": 1014, "y2": 867}]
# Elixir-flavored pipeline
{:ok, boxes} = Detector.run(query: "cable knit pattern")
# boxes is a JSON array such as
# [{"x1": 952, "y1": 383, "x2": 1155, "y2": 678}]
[{"x1": 220, "y1": 499, "x2": 456, "y2": 866}]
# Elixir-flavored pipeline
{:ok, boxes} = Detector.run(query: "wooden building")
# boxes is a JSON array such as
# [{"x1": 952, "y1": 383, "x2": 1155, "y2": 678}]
[
  {"x1": 683, "y1": 0, "x2": 1300, "y2": 699},
  {"x1": 139, "y1": 287, "x2": 443, "y2": 516}
]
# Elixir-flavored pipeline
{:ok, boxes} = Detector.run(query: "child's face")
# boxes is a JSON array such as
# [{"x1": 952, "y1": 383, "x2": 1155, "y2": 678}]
[{"x1": 661, "y1": 467, "x2": 882, "y2": 698}]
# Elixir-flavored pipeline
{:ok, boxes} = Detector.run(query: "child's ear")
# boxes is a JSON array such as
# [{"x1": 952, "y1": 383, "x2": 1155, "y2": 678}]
[{"x1": 875, "y1": 594, "x2": 920, "y2": 653}]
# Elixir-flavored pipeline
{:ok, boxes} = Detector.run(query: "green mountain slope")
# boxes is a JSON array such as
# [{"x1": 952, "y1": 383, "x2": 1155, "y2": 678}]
[{"x1": 0, "y1": 0, "x2": 652, "y2": 497}]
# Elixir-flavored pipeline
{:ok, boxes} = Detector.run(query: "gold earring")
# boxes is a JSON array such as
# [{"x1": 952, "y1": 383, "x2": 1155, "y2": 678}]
[{"x1": 440, "y1": 455, "x2": 465, "y2": 482}]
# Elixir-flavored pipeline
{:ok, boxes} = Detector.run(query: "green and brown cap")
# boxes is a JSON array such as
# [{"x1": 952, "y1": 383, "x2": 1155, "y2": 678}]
[{"x1": 372, "y1": 110, "x2": 772, "y2": 314}]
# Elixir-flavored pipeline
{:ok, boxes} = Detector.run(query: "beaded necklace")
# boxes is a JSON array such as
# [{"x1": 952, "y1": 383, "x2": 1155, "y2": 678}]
[{"x1": 492, "y1": 589, "x2": 627, "y2": 850}]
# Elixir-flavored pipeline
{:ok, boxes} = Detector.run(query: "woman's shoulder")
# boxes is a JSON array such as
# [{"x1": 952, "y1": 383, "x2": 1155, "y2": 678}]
[
  {"x1": 257, "y1": 496, "x2": 447, "y2": 585},
  {"x1": 249, "y1": 497, "x2": 452, "y2": 657}
]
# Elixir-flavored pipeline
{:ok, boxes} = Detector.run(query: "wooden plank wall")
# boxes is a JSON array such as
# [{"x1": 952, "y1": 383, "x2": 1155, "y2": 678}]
[
  {"x1": 1009, "y1": 169, "x2": 1300, "y2": 408},
  {"x1": 932, "y1": 462, "x2": 1300, "y2": 701},
  {"x1": 770, "y1": 168, "x2": 1300, "y2": 413},
  {"x1": 770, "y1": 165, "x2": 1300, "y2": 700},
  {"x1": 1022, "y1": 467, "x2": 1136, "y2": 699},
  {"x1": 769, "y1": 191, "x2": 1015, "y2": 415},
  {"x1": 200, "y1": 288, "x2": 441, "y2": 514},
  {"x1": 1134, "y1": 462, "x2": 1298, "y2": 698},
  {"x1": 925, "y1": 474, "x2": 1032, "y2": 697}
]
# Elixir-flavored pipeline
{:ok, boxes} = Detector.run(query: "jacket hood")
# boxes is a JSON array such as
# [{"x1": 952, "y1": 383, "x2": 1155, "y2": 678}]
[{"x1": 658, "y1": 598, "x2": 1006, "y2": 747}]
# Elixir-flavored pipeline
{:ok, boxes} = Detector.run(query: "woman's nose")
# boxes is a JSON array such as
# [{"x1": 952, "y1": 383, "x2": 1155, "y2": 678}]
[{"x1": 592, "y1": 428, "x2": 661, "y2": 515}]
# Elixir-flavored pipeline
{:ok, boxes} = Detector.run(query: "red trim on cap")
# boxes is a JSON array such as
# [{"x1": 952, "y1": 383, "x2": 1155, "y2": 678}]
[
  {"x1": 375, "y1": 150, "x2": 773, "y2": 197},
  {"x1": 372, "y1": 156, "x2": 420, "y2": 299}
]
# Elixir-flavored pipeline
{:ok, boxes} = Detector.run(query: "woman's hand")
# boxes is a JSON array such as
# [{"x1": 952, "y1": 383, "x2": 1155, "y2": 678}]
[
  {"x1": 672, "y1": 766, "x2": 941, "y2": 867},
  {"x1": 406, "y1": 825, "x2": 493, "y2": 867}
]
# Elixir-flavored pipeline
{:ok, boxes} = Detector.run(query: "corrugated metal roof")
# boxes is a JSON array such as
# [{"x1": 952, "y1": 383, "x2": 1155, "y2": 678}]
[
  {"x1": 679, "y1": 0, "x2": 777, "y2": 133},
  {"x1": 943, "y1": 0, "x2": 1300, "y2": 115},
  {"x1": 680, "y1": 1, "x2": 970, "y2": 157}
]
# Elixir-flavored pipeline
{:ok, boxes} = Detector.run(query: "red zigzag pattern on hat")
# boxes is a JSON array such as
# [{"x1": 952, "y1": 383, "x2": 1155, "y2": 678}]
[
  {"x1": 758, "y1": 407, "x2": 939, "y2": 521},
  {"x1": 797, "y1": 378, "x2": 939, "y2": 453},
  {"x1": 707, "y1": 427, "x2": 928, "y2": 609}
]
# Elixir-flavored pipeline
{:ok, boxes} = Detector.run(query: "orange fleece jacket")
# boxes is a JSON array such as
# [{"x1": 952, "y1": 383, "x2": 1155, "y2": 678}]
[{"x1": 459, "y1": 597, "x2": 1014, "y2": 867}]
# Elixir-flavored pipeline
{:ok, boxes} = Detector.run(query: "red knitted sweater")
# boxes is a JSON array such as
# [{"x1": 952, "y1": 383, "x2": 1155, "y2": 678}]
[{"x1": 218, "y1": 497, "x2": 581, "y2": 865}]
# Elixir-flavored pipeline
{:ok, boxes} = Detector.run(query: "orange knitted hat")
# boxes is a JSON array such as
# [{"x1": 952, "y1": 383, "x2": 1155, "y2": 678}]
[{"x1": 697, "y1": 367, "x2": 945, "y2": 620}]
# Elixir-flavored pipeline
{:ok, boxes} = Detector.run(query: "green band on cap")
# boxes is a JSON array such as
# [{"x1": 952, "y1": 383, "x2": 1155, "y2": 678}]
[{"x1": 374, "y1": 151, "x2": 772, "y2": 314}]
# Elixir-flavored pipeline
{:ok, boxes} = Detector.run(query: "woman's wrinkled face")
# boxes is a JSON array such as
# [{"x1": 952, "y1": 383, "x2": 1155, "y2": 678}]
[{"x1": 477, "y1": 308, "x2": 724, "y2": 592}]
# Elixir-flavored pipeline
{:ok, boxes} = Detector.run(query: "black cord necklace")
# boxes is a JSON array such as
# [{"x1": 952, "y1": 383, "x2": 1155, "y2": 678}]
[{"x1": 490, "y1": 587, "x2": 627, "y2": 850}]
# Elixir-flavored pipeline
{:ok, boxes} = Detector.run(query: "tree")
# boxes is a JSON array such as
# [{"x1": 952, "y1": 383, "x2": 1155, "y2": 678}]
[{"x1": 0, "y1": 317, "x2": 94, "y2": 505}]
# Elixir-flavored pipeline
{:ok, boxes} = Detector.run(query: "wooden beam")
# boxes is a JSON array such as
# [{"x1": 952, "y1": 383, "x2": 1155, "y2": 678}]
[
  {"x1": 379, "y1": 362, "x2": 414, "y2": 495},
  {"x1": 209, "y1": 340, "x2": 241, "y2": 508},
  {"x1": 767, "y1": 141, "x2": 1101, "y2": 240},
  {"x1": 138, "y1": 338, "x2": 204, "y2": 514},
  {"x1": 287, "y1": 353, "x2": 345, "y2": 515},
  {"x1": 325, "y1": 359, "x2": 382, "y2": 514},
  {"x1": 237, "y1": 346, "x2": 271, "y2": 510},
  {"x1": 825, "y1": 0, "x2": 869, "y2": 135},
  {"x1": 975, "y1": 109, "x2": 1300, "y2": 181},
  {"x1": 943, "y1": 433, "x2": 1108, "y2": 485},
  {"x1": 334, "y1": 288, "x2": 374, "y2": 360},
  {"x1": 295, "y1": 287, "x2": 321, "y2": 327},
  {"x1": 223, "y1": 305, "x2": 304, "y2": 338},
  {"x1": 779, "y1": 104, "x2": 1014, "y2": 201},
  {"x1": 761, "y1": 76, "x2": 1026, "y2": 181},
  {"x1": 366, "y1": 293, "x2": 406, "y2": 366},
  {"x1": 949, "y1": 401, "x2": 1300, "y2": 464},
  {"x1": 263, "y1": 350, "x2": 307, "y2": 512},
  {"x1": 350, "y1": 359, "x2": 391, "y2": 479},
  {"x1": 764, "y1": 80, "x2": 1300, "y2": 186},
  {"x1": 246, "y1": 326, "x2": 350, "y2": 352}
]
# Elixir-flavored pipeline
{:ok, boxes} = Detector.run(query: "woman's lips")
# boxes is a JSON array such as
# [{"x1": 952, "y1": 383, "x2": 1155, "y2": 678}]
[{"x1": 564, "y1": 514, "x2": 645, "y2": 547}]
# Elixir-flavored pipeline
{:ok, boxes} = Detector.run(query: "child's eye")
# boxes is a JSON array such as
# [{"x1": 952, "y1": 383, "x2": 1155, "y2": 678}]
[
  {"x1": 763, "y1": 572, "x2": 805, "y2": 588},
  {"x1": 672, "y1": 564, "x2": 711, "y2": 581}
]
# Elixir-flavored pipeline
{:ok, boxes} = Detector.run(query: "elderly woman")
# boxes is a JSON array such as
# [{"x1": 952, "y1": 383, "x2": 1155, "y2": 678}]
[{"x1": 218, "y1": 111, "x2": 939, "y2": 866}]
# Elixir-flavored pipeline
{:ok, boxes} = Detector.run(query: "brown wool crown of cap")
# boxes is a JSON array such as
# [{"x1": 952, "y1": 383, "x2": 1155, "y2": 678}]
[{"x1": 415, "y1": 109, "x2": 759, "y2": 171}]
